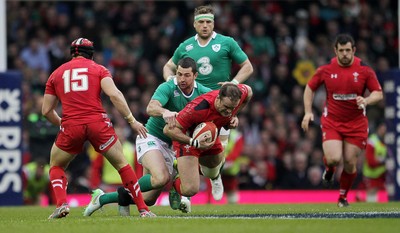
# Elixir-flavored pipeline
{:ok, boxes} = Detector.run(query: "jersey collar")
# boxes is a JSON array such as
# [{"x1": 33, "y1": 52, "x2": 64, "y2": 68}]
[
  {"x1": 173, "y1": 78, "x2": 198, "y2": 88},
  {"x1": 194, "y1": 31, "x2": 217, "y2": 44}
]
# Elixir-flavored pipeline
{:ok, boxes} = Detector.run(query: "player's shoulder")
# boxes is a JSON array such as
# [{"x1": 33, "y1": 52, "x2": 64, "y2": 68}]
[
  {"x1": 157, "y1": 79, "x2": 176, "y2": 92},
  {"x1": 195, "y1": 81, "x2": 212, "y2": 94},
  {"x1": 214, "y1": 33, "x2": 235, "y2": 43},
  {"x1": 180, "y1": 36, "x2": 197, "y2": 45}
]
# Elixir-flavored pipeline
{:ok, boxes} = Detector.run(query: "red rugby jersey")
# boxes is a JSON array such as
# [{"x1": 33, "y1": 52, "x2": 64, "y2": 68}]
[
  {"x1": 307, "y1": 56, "x2": 382, "y2": 122},
  {"x1": 45, "y1": 57, "x2": 111, "y2": 125},
  {"x1": 177, "y1": 84, "x2": 249, "y2": 134}
]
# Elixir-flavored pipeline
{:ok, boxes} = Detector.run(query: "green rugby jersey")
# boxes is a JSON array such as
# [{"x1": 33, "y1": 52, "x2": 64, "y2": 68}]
[
  {"x1": 171, "y1": 32, "x2": 248, "y2": 90},
  {"x1": 146, "y1": 79, "x2": 211, "y2": 145}
]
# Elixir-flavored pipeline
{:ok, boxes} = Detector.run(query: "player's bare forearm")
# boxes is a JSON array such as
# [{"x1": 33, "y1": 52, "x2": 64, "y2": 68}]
[
  {"x1": 163, "y1": 124, "x2": 190, "y2": 144},
  {"x1": 109, "y1": 91, "x2": 132, "y2": 118},
  {"x1": 146, "y1": 100, "x2": 165, "y2": 117},
  {"x1": 364, "y1": 91, "x2": 383, "y2": 106},
  {"x1": 42, "y1": 94, "x2": 61, "y2": 126},
  {"x1": 44, "y1": 110, "x2": 61, "y2": 126},
  {"x1": 232, "y1": 59, "x2": 253, "y2": 83},
  {"x1": 303, "y1": 85, "x2": 314, "y2": 114},
  {"x1": 163, "y1": 59, "x2": 177, "y2": 81}
]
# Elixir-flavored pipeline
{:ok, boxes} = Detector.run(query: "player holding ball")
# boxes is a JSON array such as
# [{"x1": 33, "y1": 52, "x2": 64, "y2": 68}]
[{"x1": 163, "y1": 83, "x2": 252, "y2": 202}]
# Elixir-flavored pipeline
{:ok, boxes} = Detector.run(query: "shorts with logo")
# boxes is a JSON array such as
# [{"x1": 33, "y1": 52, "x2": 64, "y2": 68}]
[
  {"x1": 136, "y1": 134, "x2": 176, "y2": 175},
  {"x1": 321, "y1": 116, "x2": 368, "y2": 149},
  {"x1": 173, "y1": 138, "x2": 224, "y2": 158},
  {"x1": 55, "y1": 120, "x2": 118, "y2": 154}
]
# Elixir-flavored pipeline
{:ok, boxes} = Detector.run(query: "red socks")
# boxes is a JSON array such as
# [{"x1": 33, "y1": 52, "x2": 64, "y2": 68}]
[
  {"x1": 173, "y1": 177, "x2": 182, "y2": 195},
  {"x1": 49, "y1": 166, "x2": 68, "y2": 207},
  {"x1": 118, "y1": 165, "x2": 149, "y2": 211},
  {"x1": 339, "y1": 170, "x2": 357, "y2": 199}
]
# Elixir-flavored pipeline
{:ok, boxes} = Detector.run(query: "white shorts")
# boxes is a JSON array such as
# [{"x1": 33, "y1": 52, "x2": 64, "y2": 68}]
[
  {"x1": 219, "y1": 127, "x2": 230, "y2": 136},
  {"x1": 136, "y1": 134, "x2": 176, "y2": 175}
]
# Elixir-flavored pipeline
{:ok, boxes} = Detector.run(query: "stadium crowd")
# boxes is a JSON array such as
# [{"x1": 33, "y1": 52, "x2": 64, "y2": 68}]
[{"x1": 7, "y1": 0, "x2": 397, "y2": 198}]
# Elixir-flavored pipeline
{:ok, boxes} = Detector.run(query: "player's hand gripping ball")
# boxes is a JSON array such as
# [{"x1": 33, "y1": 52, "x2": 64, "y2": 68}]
[{"x1": 192, "y1": 122, "x2": 218, "y2": 145}]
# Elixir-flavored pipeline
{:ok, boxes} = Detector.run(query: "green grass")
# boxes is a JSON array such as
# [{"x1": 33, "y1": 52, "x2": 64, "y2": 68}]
[{"x1": 1, "y1": 203, "x2": 400, "y2": 233}]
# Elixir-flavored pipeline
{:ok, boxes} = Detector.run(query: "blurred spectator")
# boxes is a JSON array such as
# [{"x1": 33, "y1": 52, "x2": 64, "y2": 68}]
[
  {"x1": 20, "y1": 38, "x2": 50, "y2": 72},
  {"x1": 360, "y1": 121, "x2": 388, "y2": 202},
  {"x1": 22, "y1": 158, "x2": 50, "y2": 205}
]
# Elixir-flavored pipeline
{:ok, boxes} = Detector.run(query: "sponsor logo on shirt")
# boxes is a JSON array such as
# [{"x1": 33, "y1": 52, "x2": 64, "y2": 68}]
[
  {"x1": 331, "y1": 74, "x2": 338, "y2": 79},
  {"x1": 99, "y1": 135, "x2": 115, "y2": 151},
  {"x1": 332, "y1": 93, "x2": 357, "y2": 100},
  {"x1": 186, "y1": 44, "x2": 194, "y2": 52},
  {"x1": 212, "y1": 44, "x2": 221, "y2": 52}
]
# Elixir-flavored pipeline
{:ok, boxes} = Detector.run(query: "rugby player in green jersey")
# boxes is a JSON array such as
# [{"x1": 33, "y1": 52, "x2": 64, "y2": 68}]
[
  {"x1": 84, "y1": 57, "x2": 211, "y2": 216},
  {"x1": 163, "y1": 5, "x2": 253, "y2": 201}
]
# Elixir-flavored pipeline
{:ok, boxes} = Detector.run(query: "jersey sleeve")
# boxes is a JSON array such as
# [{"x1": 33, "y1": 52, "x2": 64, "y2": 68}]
[
  {"x1": 176, "y1": 103, "x2": 197, "y2": 130},
  {"x1": 228, "y1": 37, "x2": 248, "y2": 64},
  {"x1": 151, "y1": 81, "x2": 174, "y2": 106},
  {"x1": 365, "y1": 67, "x2": 382, "y2": 92},
  {"x1": 196, "y1": 82, "x2": 212, "y2": 94},
  {"x1": 171, "y1": 42, "x2": 186, "y2": 65},
  {"x1": 45, "y1": 71, "x2": 57, "y2": 96},
  {"x1": 307, "y1": 67, "x2": 325, "y2": 91},
  {"x1": 98, "y1": 64, "x2": 112, "y2": 80}
]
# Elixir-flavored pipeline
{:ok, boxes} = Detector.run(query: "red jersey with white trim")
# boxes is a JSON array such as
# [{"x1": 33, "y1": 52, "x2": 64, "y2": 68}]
[
  {"x1": 45, "y1": 57, "x2": 111, "y2": 126},
  {"x1": 307, "y1": 56, "x2": 381, "y2": 122},
  {"x1": 176, "y1": 84, "x2": 249, "y2": 134}
]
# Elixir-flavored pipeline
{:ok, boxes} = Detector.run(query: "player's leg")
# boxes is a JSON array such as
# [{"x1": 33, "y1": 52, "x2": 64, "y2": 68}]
[
  {"x1": 199, "y1": 152, "x2": 225, "y2": 201},
  {"x1": 102, "y1": 140, "x2": 154, "y2": 216},
  {"x1": 337, "y1": 141, "x2": 362, "y2": 207},
  {"x1": 174, "y1": 155, "x2": 200, "y2": 197},
  {"x1": 48, "y1": 144, "x2": 76, "y2": 219},
  {"x1": 322, "y1": 140, "x2": 343, "y2": 186}
]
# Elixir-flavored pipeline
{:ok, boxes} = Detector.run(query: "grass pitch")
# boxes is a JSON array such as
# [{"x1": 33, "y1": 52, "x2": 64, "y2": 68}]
[{"x1": 1, "y1": 203, "x2": 400, "y2": 233}]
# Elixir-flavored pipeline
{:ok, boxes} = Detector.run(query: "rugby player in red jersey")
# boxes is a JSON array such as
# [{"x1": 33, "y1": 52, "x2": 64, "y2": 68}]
[
  {"x1": 163, "y1": 83, "x2": 252, "y2": 200},
  {"x1": 302, "y1": 34, "x2": 383, "y2": 207},
  {"x1": 42, "y1": 38, "x2": 155, "y2": 218}
]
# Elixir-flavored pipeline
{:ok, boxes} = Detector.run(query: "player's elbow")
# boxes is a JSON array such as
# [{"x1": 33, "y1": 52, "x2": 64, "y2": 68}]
[
  {"x1": 163, "y1": 125, "x2": 171, "y2": 137},
  {"x1": 108, "y1": 89, "x2": 124, "y2": 103}
]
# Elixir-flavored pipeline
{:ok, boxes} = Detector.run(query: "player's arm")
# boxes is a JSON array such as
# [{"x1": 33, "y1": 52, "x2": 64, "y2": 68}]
[
  {"x1": 42, "y1": 94, "x2": 61, "y2": 126},
  {"x1": 301, "y1": 85, "x2": 315, "y2": 132},
  {"x1": 356, "y1": 90, "x2": 383, "y2": 109},
  {"x1": 231, "y1": 59, "x2": 253, "y2": 84},
  {"x1": 237, "y1": 84, "x2": 253, "y2": 112},
  {"x1": 147, "y1": 99, "x2": 178, "y2": 128},
  {"x1": 226, "y1": 85, "x2": 253, "y2": 129},
  {"x1": 163, "y1": 120, "x2": 212, "y2": 150},
  {"x1": 101, "y1": 77, "x2": 148, "y2": 138},
  {"x1": 163, "y1": 58, "x2": 177, "y2": 81}
]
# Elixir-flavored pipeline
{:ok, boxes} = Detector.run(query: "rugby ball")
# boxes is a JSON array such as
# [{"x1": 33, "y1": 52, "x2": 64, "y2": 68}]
[{"x1": 192, "y1": 122, "x2": 218, "y2": 144}]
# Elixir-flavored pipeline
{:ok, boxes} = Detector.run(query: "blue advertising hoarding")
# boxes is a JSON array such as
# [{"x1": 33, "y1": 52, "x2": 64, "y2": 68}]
[
  {"x1": 381, "y1": 69, "x2": 400, "y2": 201},
  {"x1": 0, "y1": 72, "x2": 23, "y2": 205}
]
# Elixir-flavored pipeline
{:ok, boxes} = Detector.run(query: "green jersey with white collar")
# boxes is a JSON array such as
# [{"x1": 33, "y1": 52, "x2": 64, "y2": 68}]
[
  {"x1": 171, "y1": 32, "x2": 248, "y2": 90},
  {"x1": 146, "y1": 78, "x2": 211, "y2": 145}
]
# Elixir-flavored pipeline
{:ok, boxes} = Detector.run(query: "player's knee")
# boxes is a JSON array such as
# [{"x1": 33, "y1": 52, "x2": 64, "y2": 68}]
[
  {"x1": 144, "y1": 198, "x2": 157, "y2": 206},
  {"x1": 151, "y1": 172, "x2": 171, "y2": 188},
  {"x1": 181, "y1": 183, "x2": 199, "y2": 197}
]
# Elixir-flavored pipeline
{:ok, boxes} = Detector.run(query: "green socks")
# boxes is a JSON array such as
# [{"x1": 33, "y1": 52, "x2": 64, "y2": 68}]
[
  {"x1": 138, "y1": 174, "x2": 153, "y2": 192},
  {"x1": 98, "y1": 174, "x2": 153, "y2": 206},
  {"x1": 99, "y1": 192, "x2": 119, "y2": 205}
]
